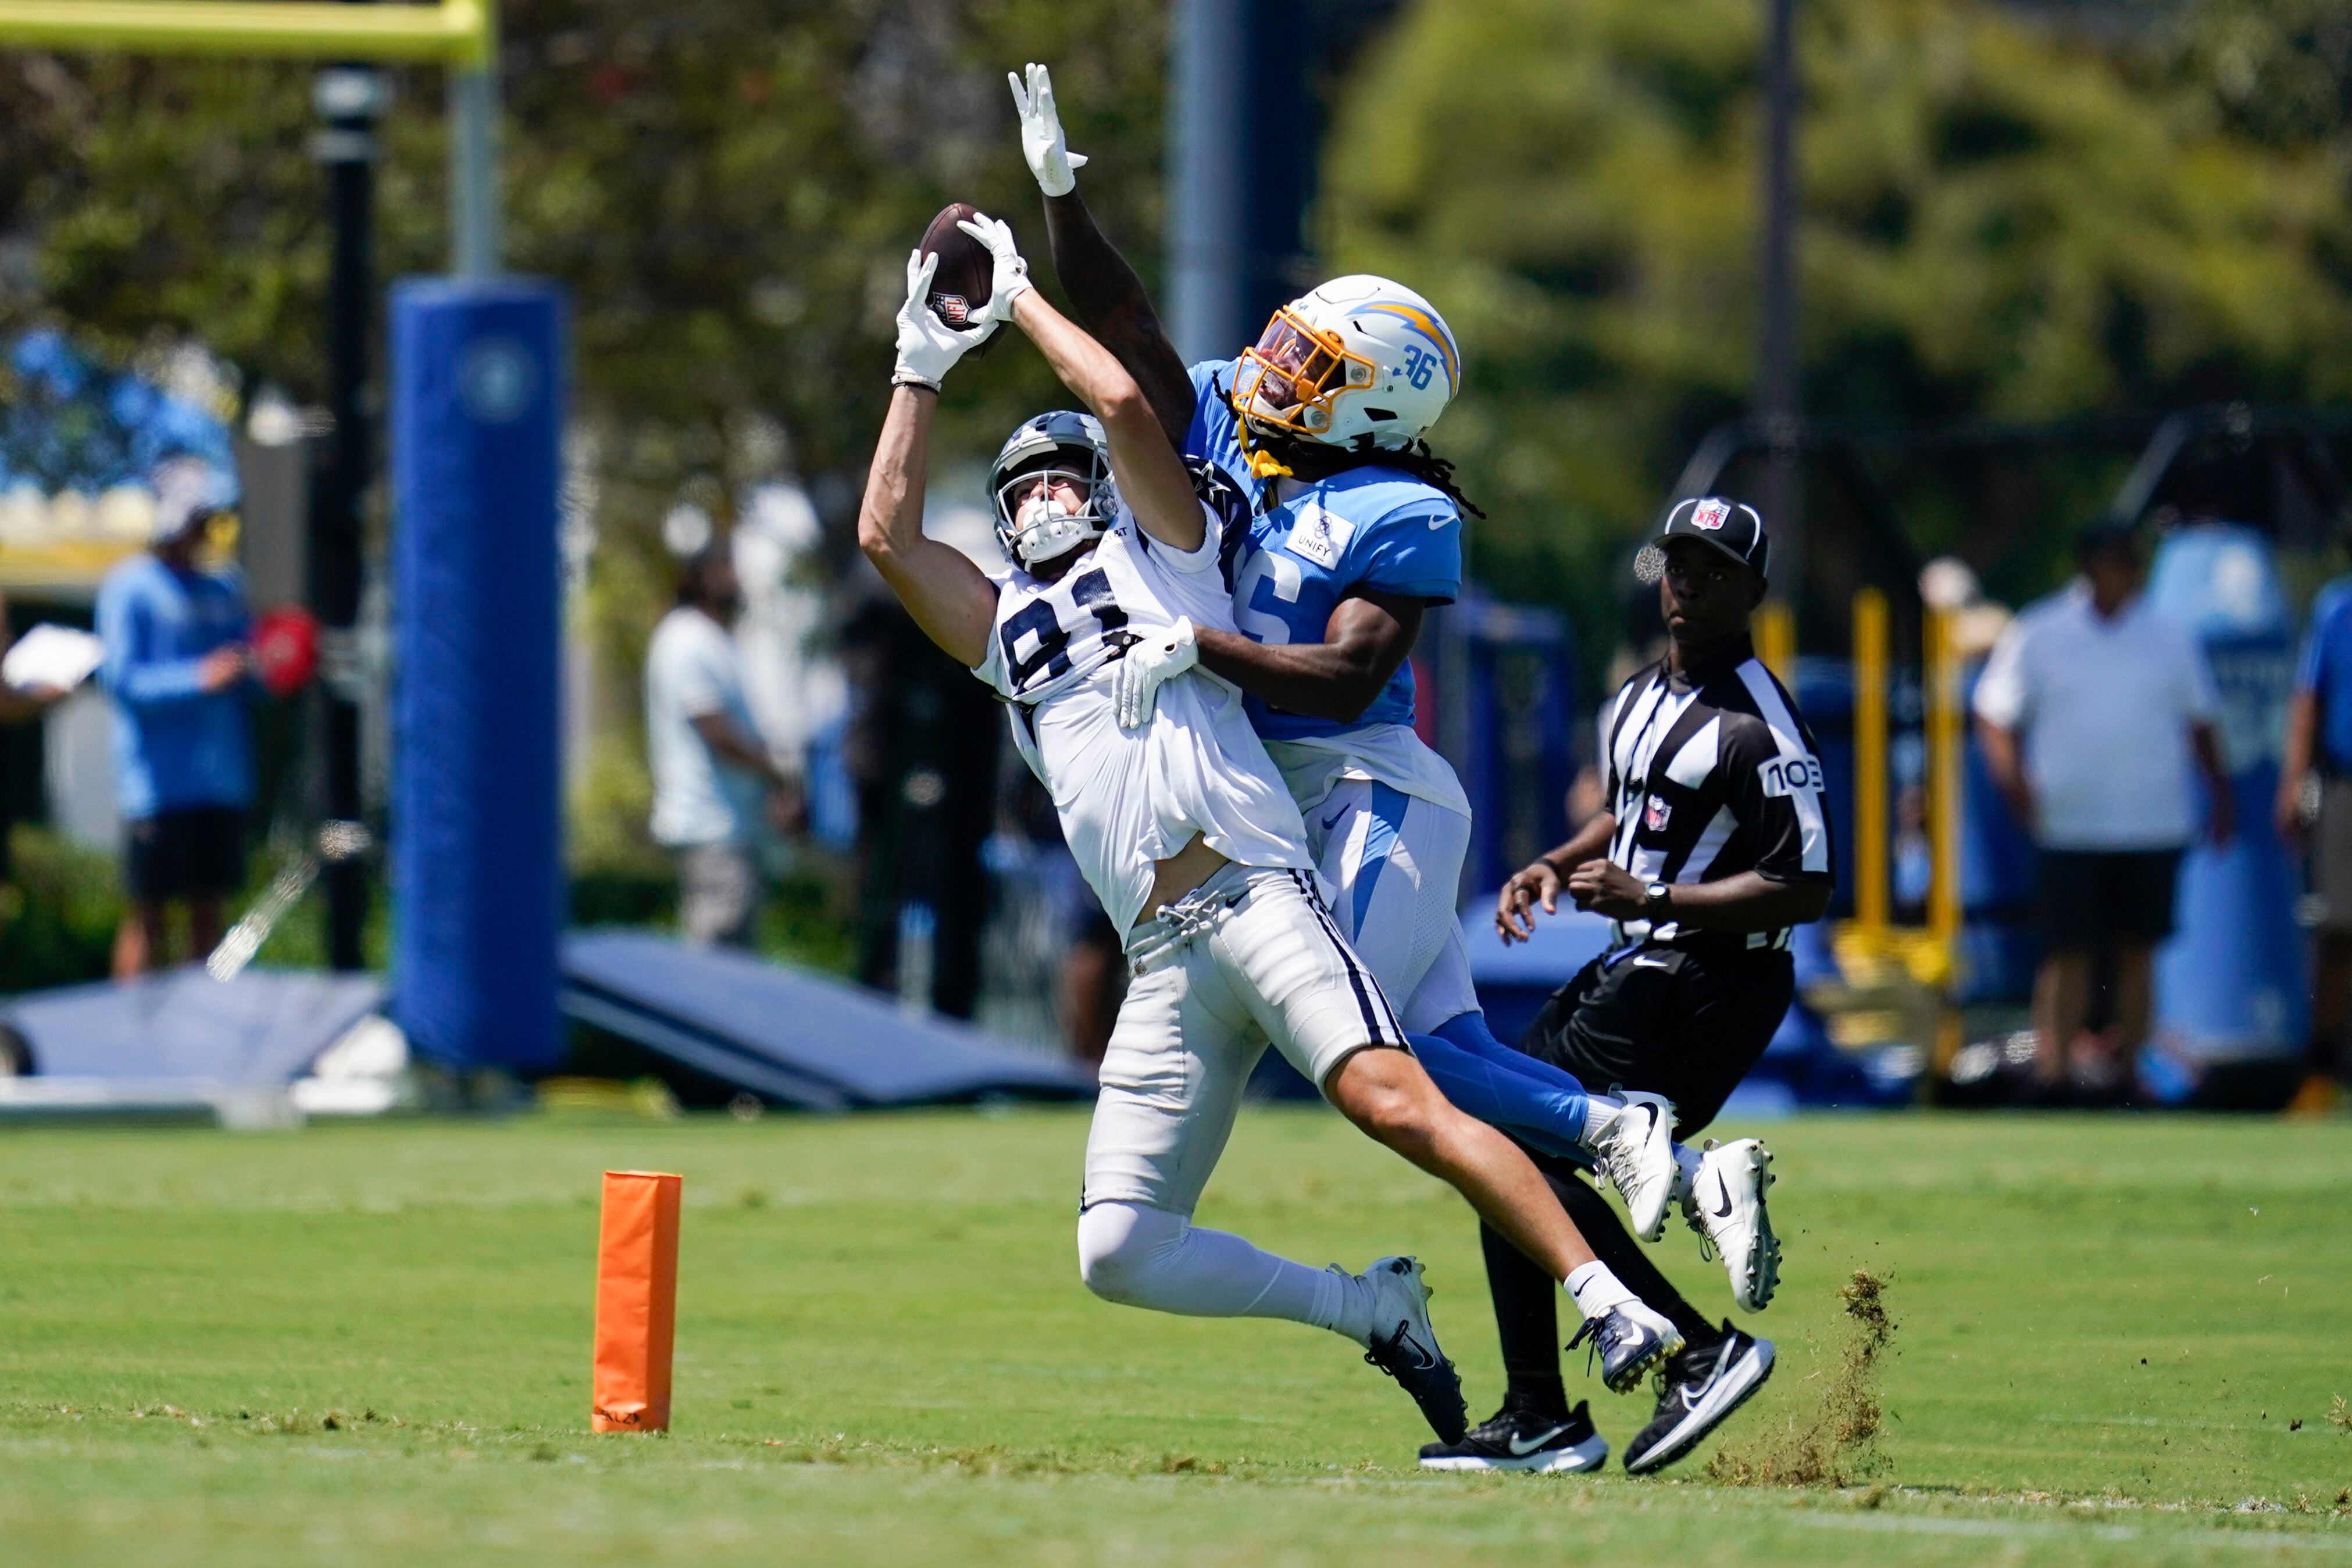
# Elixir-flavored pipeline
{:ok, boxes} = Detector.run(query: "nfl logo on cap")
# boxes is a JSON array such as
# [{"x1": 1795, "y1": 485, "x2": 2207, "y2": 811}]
[{"x1": 1644, "y1": 494, "x2": 1769, "y2": 582}]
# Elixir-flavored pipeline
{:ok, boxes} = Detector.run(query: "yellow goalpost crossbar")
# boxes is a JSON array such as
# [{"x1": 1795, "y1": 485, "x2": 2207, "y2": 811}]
[
  {"x1": 0, "y1": 0, "x2": 505, "y2": 273},
  {"x1": 0, "y1": 0, "x2": 490, "y2": 64}
]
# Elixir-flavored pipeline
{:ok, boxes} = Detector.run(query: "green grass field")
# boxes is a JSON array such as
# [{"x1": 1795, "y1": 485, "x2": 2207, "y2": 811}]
[{"x1": 3, "y1": 1107, "x2": 2350, "y2": 1565}]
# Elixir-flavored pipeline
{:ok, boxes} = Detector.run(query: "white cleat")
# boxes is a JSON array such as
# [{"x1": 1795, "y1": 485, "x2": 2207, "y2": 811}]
[
  {"x1": 1686, "y1": 1138, "x2": 1779, "y2": 1312},
  {"x1": 1594, "y1": 1090, "x2": 1678, "y2": 1241}
]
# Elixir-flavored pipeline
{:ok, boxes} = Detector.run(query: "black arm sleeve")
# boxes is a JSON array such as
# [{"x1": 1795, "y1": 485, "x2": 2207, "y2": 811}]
[{"x1": 1042, "y1": 190, "x2": 1197, "y2": 452}]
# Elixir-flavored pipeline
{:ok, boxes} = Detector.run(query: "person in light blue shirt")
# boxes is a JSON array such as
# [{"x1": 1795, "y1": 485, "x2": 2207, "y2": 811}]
[
  {"x1": 2280, "y1": 573, "x2": 2352, "y2": 1100},
  {"x1": 1019, "y1": 59, "x2": 1773, "y2": 1474},
  {"x1": 1039, "y1": 242, "x2": 1596, "y2": 1135},
  {"x1": 1016, "y1": 72, "x2": 1673, "y2": 1152},
  {"x1": 96, "y1": 462, "x2": 254, "y2": 977}
]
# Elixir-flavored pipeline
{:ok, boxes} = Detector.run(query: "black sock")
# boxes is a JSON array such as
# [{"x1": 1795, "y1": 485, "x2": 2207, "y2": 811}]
[{"x1": 1479, "y1": 1220, "x2": 1570, "y2": 1419}]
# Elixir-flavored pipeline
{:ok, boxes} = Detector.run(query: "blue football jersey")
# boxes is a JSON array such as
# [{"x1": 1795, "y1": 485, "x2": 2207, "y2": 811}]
[
  {"x1": 1184, "y1": 359, "x2": 1258, "y2": 507},
  {"x1": 1183, "y1": 359, "x2": 1462, "y2": 741}
]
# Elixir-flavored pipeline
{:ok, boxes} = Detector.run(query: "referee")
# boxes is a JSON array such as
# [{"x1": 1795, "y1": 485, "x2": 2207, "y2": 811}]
[{"x1": 1418, "y1": 497, "x2": 1835, "y2": 1477}]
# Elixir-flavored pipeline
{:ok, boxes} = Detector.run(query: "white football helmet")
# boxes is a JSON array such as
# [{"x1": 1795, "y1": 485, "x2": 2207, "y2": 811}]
[
  {"x1": 1229, "y1": 274, "x2": 1461, "y2": 455},
  {"x1": 988, "y1": 410, "x2": 1118, "y2": 568}
]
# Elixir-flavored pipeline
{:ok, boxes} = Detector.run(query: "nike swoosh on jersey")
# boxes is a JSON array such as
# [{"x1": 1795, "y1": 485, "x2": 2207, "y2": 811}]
[
  {"x1": 1322, "y1": 809, "x2": 1348, "y2": 831},
  {"x1": 1428, "y1": 514, "x2": 1450, "y2": 530},
  {"x1": 1507, "y1": 1424, "x2": 1570, "y2": 1456},
  {"x1": 1632, "y1": 955, "x2": 1672, "y2": 969}
]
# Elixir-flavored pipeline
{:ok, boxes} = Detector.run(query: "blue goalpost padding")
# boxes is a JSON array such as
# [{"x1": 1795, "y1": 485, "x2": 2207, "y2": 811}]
[{"x1": 388, "y1": 278, "x2": 568, "y2": 1071}]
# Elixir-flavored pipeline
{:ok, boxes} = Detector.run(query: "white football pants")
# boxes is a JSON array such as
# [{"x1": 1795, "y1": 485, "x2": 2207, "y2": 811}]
[{"x1": 1082, "y1": 862, "x2": 1407, "y2": 1216}]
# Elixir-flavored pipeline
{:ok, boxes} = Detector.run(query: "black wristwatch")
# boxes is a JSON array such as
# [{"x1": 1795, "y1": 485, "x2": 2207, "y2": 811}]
[{"x1": 1643, "y1": 881, "x2": 1672, "y2": 919}]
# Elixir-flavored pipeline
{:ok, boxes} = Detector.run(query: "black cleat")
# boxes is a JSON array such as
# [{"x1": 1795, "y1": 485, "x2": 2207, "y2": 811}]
[
  {"x1": 1351, "y1": 1256, "x2": 1468, "y2": 1443},
  {"x1": 1419, "y1": 1400, "x2": 1608, "y2": 1473},
  {"x1": 1567, "y1": 1299, "x2": 1684, "y2": 1393},
  {"x1": 1622, "y1": 1322, "x2": 1775, "y2": 1474}
]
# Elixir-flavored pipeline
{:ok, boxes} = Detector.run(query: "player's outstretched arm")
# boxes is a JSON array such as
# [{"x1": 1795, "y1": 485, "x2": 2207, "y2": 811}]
[
  {"x1": 959, "y1": 213, "x2": 1204, "y2": 555},
  {"x1": 1009, "y1": 62, "x2": 1196, "y2": 451},
  {"x1": 856, "y1": 253, "x2": 998, "y2": 670}
]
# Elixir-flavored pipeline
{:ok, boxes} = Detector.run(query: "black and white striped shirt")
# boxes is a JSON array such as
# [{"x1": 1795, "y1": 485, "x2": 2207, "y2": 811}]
[{"x1": 1599, "y1": 635, "x2": 1834, "y2": 952}]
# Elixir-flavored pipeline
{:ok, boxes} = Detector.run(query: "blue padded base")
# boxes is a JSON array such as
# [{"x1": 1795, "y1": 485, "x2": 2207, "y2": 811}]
[
  {"x1": 4, "y1": 967, "x2": 383, "y2": 1083},
  {"x1": 560, "y1": 930, "x2": 1094, "y2": 1109}
]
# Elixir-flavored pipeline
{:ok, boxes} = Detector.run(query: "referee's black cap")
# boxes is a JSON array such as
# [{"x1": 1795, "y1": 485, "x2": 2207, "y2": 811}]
[{"x1": 1655, "y1": 495, "x2": 1769, "y2": 579}]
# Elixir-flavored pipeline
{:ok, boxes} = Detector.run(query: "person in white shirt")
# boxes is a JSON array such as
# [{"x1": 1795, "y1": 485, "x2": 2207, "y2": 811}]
[
  {"x1": 857, "y1": 211, "x2": 1686, "y2": 1444},
  {"x1": 644, "y1": 547, "x2": 802, "y2": 946},
  {"x1": 1973, "y1": 522, "x2": 2233, "y2": 1097}
]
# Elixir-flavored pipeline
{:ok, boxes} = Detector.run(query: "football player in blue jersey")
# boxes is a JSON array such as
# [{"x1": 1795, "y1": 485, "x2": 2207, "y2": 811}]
[{"x1": 1007, "y1": 63, "x2": 1685, "y2": 1208}]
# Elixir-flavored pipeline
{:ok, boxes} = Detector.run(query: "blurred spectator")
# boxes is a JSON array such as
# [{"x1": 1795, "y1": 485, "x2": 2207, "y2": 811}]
[
  {"x1": 1973, "y1": 523, "x2": 2232, "y2": 1101},
  {"x1": 2278, "y1": 567, "x2": 2352, "y2": 1108},
  {"x1": 840, "y1": 590, "x2": 999, "y2": 1018},
  {"x1": 96, "y1": 462, "x2": 253, "y2": 978},
  {"x1": 645, "y1": 543, "x2": 803, "y2": 948},
  {"x1": 992, "y1": 758, "x2": 1122, "y2": 1065},
  {"x1": 0, "y1": 590, "x2": 73, "y2": 965}
]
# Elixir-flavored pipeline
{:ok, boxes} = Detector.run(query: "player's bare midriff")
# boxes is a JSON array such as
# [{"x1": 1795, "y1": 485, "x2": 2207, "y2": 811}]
[{"x1": 1140, "y1": 833, "x2": 1228, "y2": 926}]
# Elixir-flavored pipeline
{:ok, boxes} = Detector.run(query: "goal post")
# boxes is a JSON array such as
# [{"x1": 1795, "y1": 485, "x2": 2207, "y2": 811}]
[
  {"x1": 0, "y1": 0, "x2": 488, "y2": 62},
  {"x1": 0, "y1": 0, "x2": 501, "y2": 274},
  {"x1": 2, "y1": 0, "x2": 565, "y2": 1078}
]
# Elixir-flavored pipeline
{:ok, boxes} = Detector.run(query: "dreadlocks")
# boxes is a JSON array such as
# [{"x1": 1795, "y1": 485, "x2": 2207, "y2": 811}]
[{"x1": 1244, "y1": 430, "x2": 1487, "y2": 520}]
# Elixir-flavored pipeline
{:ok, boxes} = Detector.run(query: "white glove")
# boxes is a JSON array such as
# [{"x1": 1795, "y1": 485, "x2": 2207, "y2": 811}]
[
  {"x1": 954, "y1": 212, "x2": 1036, "y2": 329},
  {"x1": 1008, "y1": 62, "x2": 1088, "y2": 198},
  {"x1": 1115, "y1": 617, "x2": 1198, "y2": 730},
  {"x1": 893, "y1": 248, "x2": 994, "y2": 390}
]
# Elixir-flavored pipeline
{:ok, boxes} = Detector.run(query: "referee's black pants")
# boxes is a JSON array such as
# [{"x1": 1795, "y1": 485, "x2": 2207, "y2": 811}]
[{"x1": 1480, "y1": 942, "x2": 1794, "y2": 1406}]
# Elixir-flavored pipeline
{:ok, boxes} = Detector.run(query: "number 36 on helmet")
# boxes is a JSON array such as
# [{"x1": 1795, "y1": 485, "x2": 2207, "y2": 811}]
[{"x1": 1229, "y1": 274, "x2": 1461, "y2": 453}]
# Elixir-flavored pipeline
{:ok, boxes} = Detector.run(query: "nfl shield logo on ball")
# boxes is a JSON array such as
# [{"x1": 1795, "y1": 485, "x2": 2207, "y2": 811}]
[
  {"x1": 1692, "y1": 499, "x2": 1730, "y2": 531},
  {"x1": 1644, "y1": 797, "x2": 1673, "y2": 831},
  {"x1": 933, "y1": 293, "x2": 971, "y2": 327}
]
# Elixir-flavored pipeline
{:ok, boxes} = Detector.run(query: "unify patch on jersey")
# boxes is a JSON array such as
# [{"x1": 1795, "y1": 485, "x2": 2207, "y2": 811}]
[
  {"x1": 1757, "y1": 755, "x2": 1824, "y2": 798},
  {"x1": 1281, "y1": 502, "x2": 1356, "y2": 570}
]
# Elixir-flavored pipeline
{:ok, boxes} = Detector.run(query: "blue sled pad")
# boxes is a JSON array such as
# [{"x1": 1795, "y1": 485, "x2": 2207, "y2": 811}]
[
  {"x1": 3, "y1": 968, "x2": 384, "y2": 1083},
  {"x1": 559, "y1": 930, "x2": 1095, "y2": 1110}
]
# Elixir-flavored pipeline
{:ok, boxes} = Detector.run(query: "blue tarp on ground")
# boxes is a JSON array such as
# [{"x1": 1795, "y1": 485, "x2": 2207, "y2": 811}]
[
  {"x1": 3, "y1": 968, "x2": 382, "y2": 1083},
  {"x1": 559, "y1": 930, "x2": 1095, "y2": 1110}
]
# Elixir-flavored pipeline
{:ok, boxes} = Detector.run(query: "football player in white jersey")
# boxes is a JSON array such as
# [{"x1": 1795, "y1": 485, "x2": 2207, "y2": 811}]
[
  {"x1": 1005, "y1": 62, "x2": 1759, "y2": 1270},
  {"x1": 858, "y1": 215, "x2": 1686, "y2": 1442}
]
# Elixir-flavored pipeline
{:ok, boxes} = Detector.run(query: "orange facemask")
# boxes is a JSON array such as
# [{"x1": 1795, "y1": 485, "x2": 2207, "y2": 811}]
[{"x1": 1229, "y1": 307, "x2": 1376, "y2": 458}]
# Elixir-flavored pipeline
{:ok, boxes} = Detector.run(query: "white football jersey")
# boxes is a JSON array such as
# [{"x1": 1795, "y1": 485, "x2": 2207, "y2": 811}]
[{"x1": 973, "y1": 470, "x2": 1313, "y2": 934}]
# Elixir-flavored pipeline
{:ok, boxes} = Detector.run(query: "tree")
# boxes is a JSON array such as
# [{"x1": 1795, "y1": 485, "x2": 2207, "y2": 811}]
[
  {"x1": 1, "y1": 0, "x2": 1170, "y2": 856},
  {"x1": 1322, "y1": 0, "x2": 2352, "y2": 649}
]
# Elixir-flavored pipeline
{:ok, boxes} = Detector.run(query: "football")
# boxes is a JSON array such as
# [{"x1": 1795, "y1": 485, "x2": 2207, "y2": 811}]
[{"x1": 918, "y1": 201, "x2": 993, "y2": 333}]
